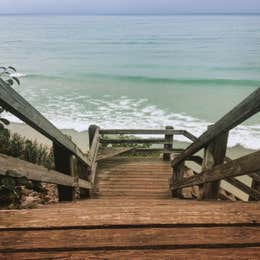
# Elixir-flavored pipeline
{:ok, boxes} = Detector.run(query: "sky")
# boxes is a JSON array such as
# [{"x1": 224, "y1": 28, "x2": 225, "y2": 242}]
[{"x1": 1, "y1": 0, "x2": 260, "y2": 14}]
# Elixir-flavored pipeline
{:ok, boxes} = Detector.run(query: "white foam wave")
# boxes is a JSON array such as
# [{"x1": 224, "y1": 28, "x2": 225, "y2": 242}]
[
  {"x1": 3, "y1": 95, "x2": 260, "y2": 150},
  {"x1": 10, "y1": 73, "x2": 27, "y2": 78}
]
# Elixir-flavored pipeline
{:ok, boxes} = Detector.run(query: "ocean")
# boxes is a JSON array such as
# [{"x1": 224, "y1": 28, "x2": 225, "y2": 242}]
[{"x1": 1, "y1": 14, "x2": 260, "y2": 149}]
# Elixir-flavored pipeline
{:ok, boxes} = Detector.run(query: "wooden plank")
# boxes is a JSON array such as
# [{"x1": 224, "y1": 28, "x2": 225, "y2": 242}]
[
  {"x1": 226, "y1": 177, "x2": 260, "y2": 200},
  {"x1": 100, "y1": 138, "x2": 172, "y2": 144},
  {"x1": 172, "y1": 87, "x2": 260, "y2": 167},
  {"x1": 163, "y1": 126, "x2": 174, "y2": 161},
  {"x1": 132, "y1": 148, "x2": 184, "y2": 153},
  {"x1": 2, "y1": 248, "x2": 260, "y2": 259},
  {"x1": 0, "y1": 78, "x2": 91, "y2": 166},
  {"x1": 0, "y1": 200, "x2": 259, "y2": 229},
  {"x1": 182, "y1": 130, "x2": 198, "y2": 142},
  {"x1": 99, "y1": 129, "x2": 175, "y2": 135},
  {"x1": 171, "y1": 150, "x2": 260, "y2": 191},
  {"x1": 1, "y1": 226, "x2": 259, "y2": 251},
  {"x1": 88, "y1": 127, "x2": 100, "y2": 163},
  {"x1": 97, "y1": 147, "x2": 134, "y2": 161},
  {"x1": 0, "y1": 153, "x2": 90, "y2": 189},
  {"x1": 202, "y1": 129, "x2": 229, "y2": 199}
]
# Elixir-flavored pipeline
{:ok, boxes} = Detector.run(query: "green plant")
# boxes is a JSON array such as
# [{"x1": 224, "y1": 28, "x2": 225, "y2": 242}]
[
  {"x1": 0, "y1": 66, "x2": 20, "y2": 86},
  {"x1": 101, "y1": 134, "x2": 151, "y2": 149}
]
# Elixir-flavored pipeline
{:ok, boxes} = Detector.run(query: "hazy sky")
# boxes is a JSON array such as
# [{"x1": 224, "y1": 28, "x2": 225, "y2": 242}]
[{"x1": 1, "y1": 0, "x2": 260, "y2": 14}]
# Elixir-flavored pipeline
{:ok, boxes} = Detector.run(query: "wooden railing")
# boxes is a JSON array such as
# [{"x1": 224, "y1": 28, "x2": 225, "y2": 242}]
[
  {"x1": 97, "y1": 127, "x2": 197, "y2": 161},
  {"x1": 171, "y1": 87, "x2": 260, "y2": 201},
  {"x1": 0, "y1": 78, "x2": 92, "y2": 201}
]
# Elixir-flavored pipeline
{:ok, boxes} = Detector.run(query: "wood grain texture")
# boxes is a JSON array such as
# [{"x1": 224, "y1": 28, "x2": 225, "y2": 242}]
[
  {"x1": 2, "y1": 248, "x2": 260, "y2": 260},
  {"x1": 0, "y1": 153, "x2": 90, "y2": 189},
  {"x1": 93, "y1": 158, "x2": 172, "y2": 199},
  {"x1": 172, "y1": 150, "x2": 260, "y2": 190},
  {"x1": 1, "y1": 226, "x2": 259, "y2": 251},
  {"x1": 1, "y1": 157, "x2": 259, "y2": 258}
]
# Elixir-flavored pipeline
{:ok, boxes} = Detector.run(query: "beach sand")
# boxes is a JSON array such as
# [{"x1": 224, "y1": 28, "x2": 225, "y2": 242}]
[{"x1": 6, "y1": 122, "x2": 256, "y2": 201}]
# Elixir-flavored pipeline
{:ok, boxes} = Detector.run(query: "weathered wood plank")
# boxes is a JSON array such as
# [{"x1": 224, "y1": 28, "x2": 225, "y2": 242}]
[
  {"x1": 99, "y1": 129, "x2": 175, "y2": 135},
  {"x1": 172, "y1": 87, "x2": 260, "y2": 167},
  {"x1": 1, "y1": 226, "x2": 259, "y2": 251},
  {"x1": 100, "y1": 138, "x2": 172, "y2": 144},
  {"x1": 226, "y1": 177, "x2": 260, "y2": 200},
  {"x1": 171, "y1": 150, "x2": 260, "y2": 191},
  {"x1": 0, "y1": 200, "x2": 259, "y2": 229},
  {"x1": 97, "y1": 147, "x2": 134, "y2": 161},
  {"x1": 0, "y1": 78, "x2": 91, "y2": 166},
  {"x1": 0, "y1": 153, "x2": 90, "y2": 189},
  {"x1": 2, "y1": 248, "x2": 260, "y2": 260},
  {"x1": 202, "y1": 129, "x2": 229, "y2": 199},
  {"x1": 88, "y1": 127, "x2": 100, "y2": 163}
]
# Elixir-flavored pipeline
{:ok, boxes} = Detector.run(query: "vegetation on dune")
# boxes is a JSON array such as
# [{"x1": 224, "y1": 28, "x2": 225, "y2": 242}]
[{"x1": 0, "y1": 67, "x2": 56, "y2": 208}]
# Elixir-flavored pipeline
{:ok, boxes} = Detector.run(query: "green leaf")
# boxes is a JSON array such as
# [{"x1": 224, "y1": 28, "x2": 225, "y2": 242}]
[
  {"x1": 12, "y1": 77, "x2": 20, "y2": 85},
  {"x1": 1, "y1": 177, "x2": 16, "y2": 190},
  {"x1": 6, "y1": 79, "x2": 14, "y2": 85},
  {"x1": 8, "y1": 66, "x2": 16, "y2": 72},
  {"x1": 0, "y1": 118, "x2": 10, "y2": 125}
]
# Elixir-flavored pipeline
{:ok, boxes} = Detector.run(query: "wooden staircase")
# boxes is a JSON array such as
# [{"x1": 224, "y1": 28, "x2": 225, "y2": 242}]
[{"x1": 93, "y1": 157, "x2": 172, "y2": 199}]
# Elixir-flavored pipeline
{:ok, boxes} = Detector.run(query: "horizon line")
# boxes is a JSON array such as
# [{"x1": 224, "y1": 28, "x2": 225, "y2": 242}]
[{"x1": 1, "y1": 12, "x2": 260, "y2": 16}]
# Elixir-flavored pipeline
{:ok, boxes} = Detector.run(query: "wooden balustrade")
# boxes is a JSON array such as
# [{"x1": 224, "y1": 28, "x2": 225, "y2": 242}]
[
  {"x1": 0, "y1": 78, "x2": 91, "y2": 201},
  {"x1": 171, "y1": 87, "x2": 260, "y2": 200}
]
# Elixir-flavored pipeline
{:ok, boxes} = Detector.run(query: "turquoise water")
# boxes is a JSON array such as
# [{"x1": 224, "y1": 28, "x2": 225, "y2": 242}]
[{"x1": 1, "y1": 15, "x2": 260, "y2": 149}]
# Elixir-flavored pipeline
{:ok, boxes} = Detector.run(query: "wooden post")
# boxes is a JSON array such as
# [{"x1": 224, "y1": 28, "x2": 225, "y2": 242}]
[
  {"x1": 163, "y1": 126, "x2": 174, "y2": 161},
  {"x1": 172, "y1": 161, "x2": 185, "y2": 198},
  {"x1": 70, "y1": 155, "x2": 80, "y2": 200},
  {"x1": 249, "y1": 173, "x2": 260, "y2": 201},
  {"x1": 53, "y1": 143, "x2": 74, "y2": 201},
  {"x1": 202, "y1": 126, "x2": 229, "y2": 200},
  {"x1": 89, "y1": 125, "x2": 99, "y2": 148}
]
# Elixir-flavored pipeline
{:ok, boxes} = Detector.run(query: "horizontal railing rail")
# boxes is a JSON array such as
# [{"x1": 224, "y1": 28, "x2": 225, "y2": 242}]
[
  {"x1": 171, "y1": 87, "x2": 260, "y2": 201},
  {"x1": 98, "y1": 126, "x2": 198, "y2": 161},
  {"x1": 172, "y1": 88, "x2": 260, "y2": 168},
  {"x1": 0, "y1": 154, "x2": 91, "y2": 190}
]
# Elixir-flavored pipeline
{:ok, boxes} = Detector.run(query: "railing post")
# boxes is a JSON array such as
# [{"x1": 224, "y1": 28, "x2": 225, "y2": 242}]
[
  {"x1": 249, "y1": 175, "x2": 260, "y2": 201},
  {"x1": 202, "y1": 126, "x2": 229, "y2": 199},
  {"x1": 53, "y1": 142, "x2": 74, "y2": 201},
  {"x1": 89, "y1": 124, "x2": 99, "y2": 148},
  {"x1": 163, "y1": 126, "x2": 174, "y2": 161},
  {"x1": 70, "y1": 155, "x2": 80, "y2": 200},
  {"x1": 172, "y1": 161, "x2": 185, "y2": 198}
]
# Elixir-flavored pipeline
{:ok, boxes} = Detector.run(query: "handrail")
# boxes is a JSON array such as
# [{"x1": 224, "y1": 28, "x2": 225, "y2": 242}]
[
  {"x1": 99, "y1": 129, "x2": 197, "y2": 142},
  {"x1": 171, "y1": 150, "x2": 260, "y2": 196},
  {"x1": 88, "y1": 127, "x2": 100, "y2": 185},
  {"x1": 0, "y1": 153, "x2": 91, "y2": 190},
  {"x1": 0, "y1": 78, "x2": 91, "y2": 167},
  {"x1": 172, "y1": 87, "x2": 260, "y2": 167}
]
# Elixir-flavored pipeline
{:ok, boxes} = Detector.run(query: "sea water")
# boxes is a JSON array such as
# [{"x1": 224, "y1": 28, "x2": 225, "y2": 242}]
[{"x1": 0, "y1": 14, "x2": 260, "y2": 149}]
